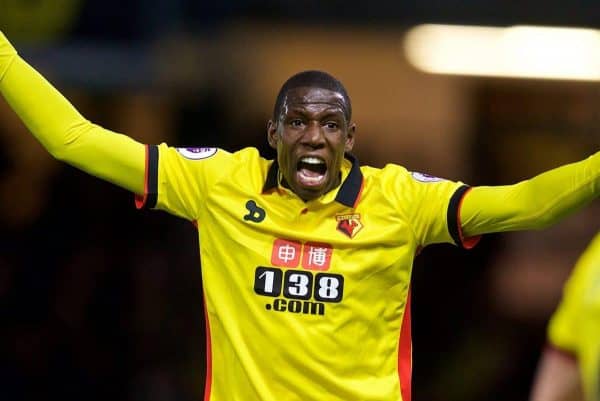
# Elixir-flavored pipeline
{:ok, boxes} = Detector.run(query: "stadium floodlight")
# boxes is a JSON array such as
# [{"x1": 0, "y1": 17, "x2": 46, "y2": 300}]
[{"x1": 403, "y1": 24, "x2": 600, "y2": 81}]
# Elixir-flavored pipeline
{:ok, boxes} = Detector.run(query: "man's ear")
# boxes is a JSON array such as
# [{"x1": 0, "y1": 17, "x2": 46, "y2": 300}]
[
  {"x1": 266, "y1": 120, "x2": 278, "y2": 150},
  {"x1": 345, "y1": 122, "x2": 356, "y2": 152}
]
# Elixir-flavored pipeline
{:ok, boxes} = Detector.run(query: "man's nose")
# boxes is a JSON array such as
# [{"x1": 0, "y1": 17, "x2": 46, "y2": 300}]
[{"x1": 302, "y1": 122, "x2": 325, "y2": 147}]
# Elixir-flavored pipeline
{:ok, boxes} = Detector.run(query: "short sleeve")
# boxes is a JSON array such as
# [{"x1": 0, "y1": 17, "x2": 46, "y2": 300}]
[
  {"x1": 391, "y1": 167, "x2": 478, "y2": 248},
  {"x1": 135, "y1": 144, "x2": 232, "y2": 220}
]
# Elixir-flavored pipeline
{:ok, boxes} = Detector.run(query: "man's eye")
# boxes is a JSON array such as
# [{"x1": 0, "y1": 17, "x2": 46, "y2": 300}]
[
  {"x1": 325, "y1": 122, "x2": 338, "y2": 129},
  {"x1": 290, "y1": 119, "x2": 303, "y2": 127}
]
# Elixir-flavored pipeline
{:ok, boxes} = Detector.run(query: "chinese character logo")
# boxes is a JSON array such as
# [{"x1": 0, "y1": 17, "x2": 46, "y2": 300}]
[
  {"x1": 271, "y1": 239, "x2": 302, "y2": 267},
  {"x1": 271, "y1": 239, "x2": 333, "y2": 270},
  {"x1": 301, "y1": 242, "x2": 333, "y2": 271},
  {"x1": 336, "y1": 213, "x2": 363, "y2": 238}
]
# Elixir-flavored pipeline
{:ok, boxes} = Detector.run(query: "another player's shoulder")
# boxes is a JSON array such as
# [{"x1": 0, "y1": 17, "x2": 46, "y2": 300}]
[
  {"x1": 573, "y1": 232, "x2": 600, "y2": 283},
  {"x1": 585, "y1": 232, "x2": 600, "y2": 257},
  {"x1": 560, "y1": 232, "x2": 600, "y2": 305},
  {"x1": 573, "y1": 232, "x2": 600, "y2": 275}
]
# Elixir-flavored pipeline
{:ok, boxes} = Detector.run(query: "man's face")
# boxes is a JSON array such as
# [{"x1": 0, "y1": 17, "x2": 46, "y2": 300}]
[{"x1": 267, "y1": 86, "x2": 356, "y2": 201}]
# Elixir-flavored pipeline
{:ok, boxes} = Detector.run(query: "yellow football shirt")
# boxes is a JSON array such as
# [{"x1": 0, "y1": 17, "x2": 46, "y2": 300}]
[
  {"x1": 2, "y1": 28, "x2": 600, "y2": 401},
  {"x1": 137, "y1": 144, "x2": 474, "y2": 401},
  {"x1": 548, "y1": 232, "x2": 600, "y2": 401}
]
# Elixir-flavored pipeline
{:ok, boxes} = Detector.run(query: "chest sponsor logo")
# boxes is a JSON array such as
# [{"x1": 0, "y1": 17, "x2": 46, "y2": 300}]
[
  {"x1": 243, "y1": 200, "x2": 266, "y2": 223},
  {"x1": 253, "y1": 238, "x2": 340, "y2": 316},
  {"x1": 271, "y1": 239, "x2": 332, "y2": 270},
  {"x1": 336, "y1": 213, "x2": 363, "y2": 238}
]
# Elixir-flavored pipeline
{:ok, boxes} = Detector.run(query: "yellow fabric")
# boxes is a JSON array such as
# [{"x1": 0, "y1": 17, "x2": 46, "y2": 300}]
[
  {"x1": 152, "y1": 144, "x2": 465, "y2": 401},
  {"x1": 547, "y1": 232, "x2": 600, "y2": 401},
  {"x1": 0, "y1": 31, "x2": 146, "y2": 194},
  {"x1": 2, "y1": 28, "x2": 600, "y2": 401},
  {"x1": 461, "y1": 154, "x2": 600, "y2": 237}
]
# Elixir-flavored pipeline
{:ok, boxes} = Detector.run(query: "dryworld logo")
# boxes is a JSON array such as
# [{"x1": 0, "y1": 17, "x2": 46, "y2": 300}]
[{"x1": 243, "y1": 200, "x2": 266, "y2": 223}]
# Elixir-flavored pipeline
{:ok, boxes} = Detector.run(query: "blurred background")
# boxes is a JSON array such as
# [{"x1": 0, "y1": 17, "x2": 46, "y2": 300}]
[{"x1": 0, "y1": 1, "x2": 599, "y2": 400}]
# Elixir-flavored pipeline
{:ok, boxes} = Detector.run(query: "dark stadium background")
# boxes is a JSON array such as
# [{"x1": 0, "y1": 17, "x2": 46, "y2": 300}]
[{"x1": 1, "y1": 1, "x2": 599, "y2": 400}]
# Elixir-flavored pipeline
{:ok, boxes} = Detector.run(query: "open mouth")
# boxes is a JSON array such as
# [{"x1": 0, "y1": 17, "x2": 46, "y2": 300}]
[{"x1": 296, "y1": 156, "x2": 327, "y2": 187}]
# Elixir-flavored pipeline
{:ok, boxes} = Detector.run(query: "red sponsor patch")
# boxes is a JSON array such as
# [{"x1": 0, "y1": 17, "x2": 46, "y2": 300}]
[
  {"x1": 271, "y1": 239, "x2": 302, "y2": 267},
  {"x1": 301, "y1": 242, "x2": 333, "y2": 271}
]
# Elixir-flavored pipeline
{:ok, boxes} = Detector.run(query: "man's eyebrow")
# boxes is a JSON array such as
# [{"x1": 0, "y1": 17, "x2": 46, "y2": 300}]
[{"x1": 319, "y1": 111, "x2": 345, "y2": 119}]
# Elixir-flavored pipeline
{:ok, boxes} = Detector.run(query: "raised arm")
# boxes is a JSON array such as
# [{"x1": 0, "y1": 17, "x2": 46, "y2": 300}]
[
  {"x1": 460, "y1": 152, "x2": 599, "y2": 237},
  {"x1": 0, "y1": 31, "x2": 146, "y2": 194}
]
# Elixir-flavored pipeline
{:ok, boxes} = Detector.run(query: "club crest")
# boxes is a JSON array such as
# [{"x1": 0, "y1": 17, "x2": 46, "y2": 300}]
[{"x1": 336, "y1": 213, "x2": 363, "y2": 238}]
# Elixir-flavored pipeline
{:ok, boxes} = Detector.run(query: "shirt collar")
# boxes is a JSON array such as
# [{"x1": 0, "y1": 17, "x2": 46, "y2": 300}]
[{"x1": 262, "y1": 153, "x2": 363, "y2": 208}]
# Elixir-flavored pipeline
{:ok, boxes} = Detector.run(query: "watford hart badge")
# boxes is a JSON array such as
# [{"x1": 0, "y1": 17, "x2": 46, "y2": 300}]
[{"x1": 336, "y1": 213, "x2": 363, "y2": 238}]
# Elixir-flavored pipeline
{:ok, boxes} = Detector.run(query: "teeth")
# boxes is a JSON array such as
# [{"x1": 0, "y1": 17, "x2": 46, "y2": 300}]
[{"x1": 300, "y1": 157, "x2": 324, "y2": 164}]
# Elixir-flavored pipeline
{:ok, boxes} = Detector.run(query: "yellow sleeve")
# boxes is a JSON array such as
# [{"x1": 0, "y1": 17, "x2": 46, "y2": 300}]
[
  {"x1": 460, "y1": 153, "x2": 600, "y2": 237},
  {"x1": 393, "y1": 168, "x2": 476, "y2": 247},
  {"x1": 136, "y1": 145, "x2": 257, "y2": 221},
  {"x1": 547, "y1": 233, "x2": 600, "y2": 353},
  {"x1": 0, "y1": 31, "x2": 146, "y2": 194}
]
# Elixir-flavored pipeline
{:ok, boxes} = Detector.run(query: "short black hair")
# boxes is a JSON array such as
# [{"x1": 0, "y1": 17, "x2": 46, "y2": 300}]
[{"x1": 272, "y1": 70, "x2": 352, "y2": 122}]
